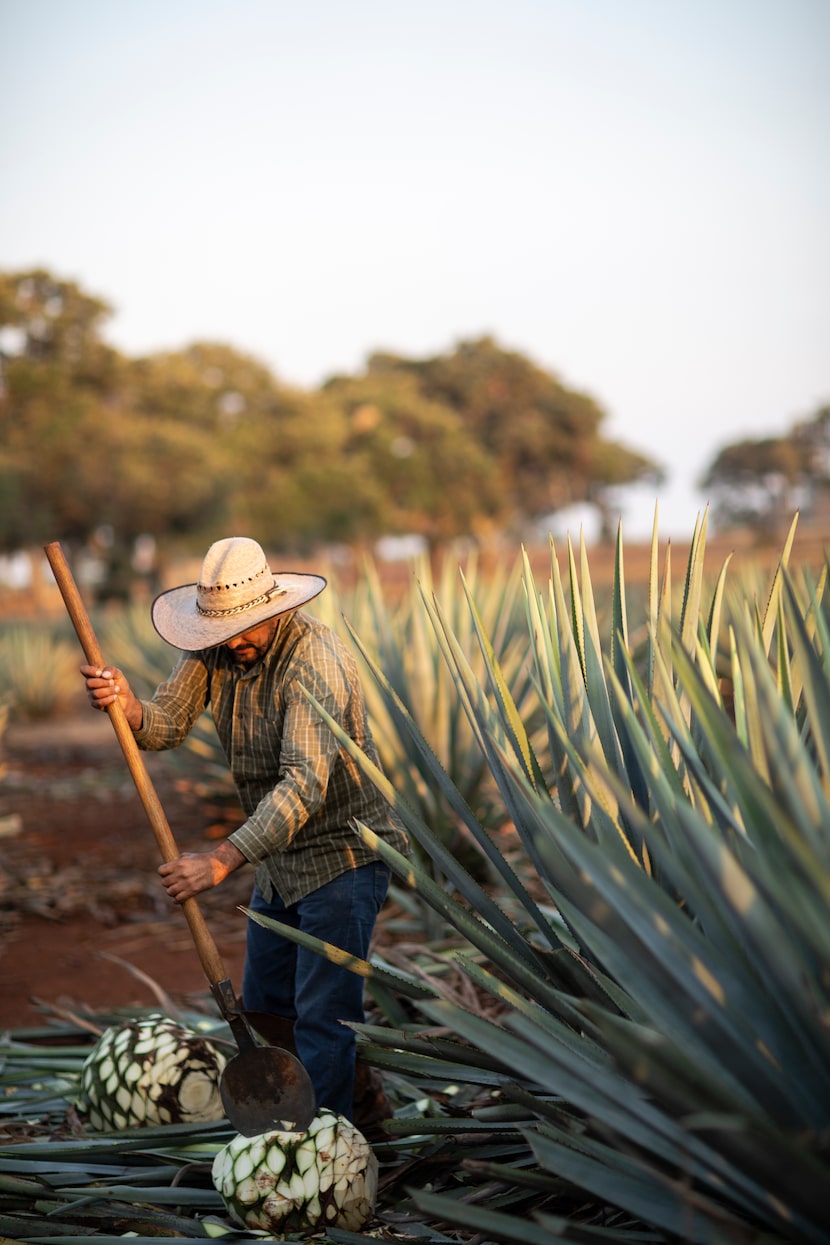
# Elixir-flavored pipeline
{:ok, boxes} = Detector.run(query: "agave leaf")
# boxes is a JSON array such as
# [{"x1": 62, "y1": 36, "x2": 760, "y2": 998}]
[
  {"x1": 552, "y1": 534, "x2": 632, "y2": 818},
  {"x1": 521, "y1": 545, "x2": 557, "y2": 709},
  {"x1": 456, "y1": 569, "x2": 543, "y2": 788},
  {"x1": 415, "y1": 998, "x2": 647, "y2": 1133},
  {"x1": 578, "y1": 531, "x2": 604, "y2": 681},
  {"x1": 722, "y1": 625, "x2": 745, "y2": 748},
  {"x1": 345, "y1": 599, "x2": 485, "y2": 805},
  {"x1": 408, "y1": 1187, "x2": 594, "y2": 1245},
  {"x1": 0, "y1": 1156, "x2": 138, "y2": 1179},
  {"x1": 480, "y1": 737, "x2": 822, "y2": 1120},
  {"x1": 0, "y1": 1120, "x2": 231, "y2": 1159},
  {"x1": 602, "y1": 660, "x2": 830, "y2": 1016},
  {"x1": 527, "y1": 1127, "x2": 782, "y2": 1245},
  {"x1": 693, "y1": 619, "x2": 721, "y2": 707},
  {"x1": 383, "y1": 1117, "x2": 527, "y2": 1138},
  {"x1": 534, "y1": 869, "x2": 808, "y2": 1123},
  {"x1": 608, "y1": 523, "x2": 649, "y2": 820},
  {"x1": 0, "y1": 627, "x2": 80, "y2": 720},
  {"x1": 578, "y1": 607, "x2": 627, "y2": 803},
  {"x1": 774, "y1": 593, "x2": 796, "y2": 713},
  {"x1": 578, "y1": 1006, "x2": 761, "y2": 1125},
  {"x1": 564, "y1": 534, "x2": 587, "y2": 683},
  {"x1": 556, "y1": 874, "x2": 826, "y2": 1128},
  {"x1": 353, "y1": 822, "x2": 599, "y2": 1017},
  {"x1": 669, "y1": 634, "x2": 830, "y2": 916},
  {"x1": 539, "y1": 542, "x2": 597, "y2": 825},
  {"x1": 580, "y1": 791, "x2": 830, "y2": 1118},
  {"x1": 420, "y1": 581, "x2": 548, "y2": 799},
  {"x1": 415, "y1": 586, "x2": 525, "y2": 762},
  {"x1": 300, "y1": 669, "x2": 564, "y2": 962},
  {"x1": 731, "y1": 607, "x2": 771, "y2": 784},
  {"x1": 759, "y1": 511, "x2": 799, "y2": 656},
  {"x1": 54, "y1": 1182, "x2": 224, "y2": 1205},
  {"x1": 337, "y1": 552, "x2": 534, "y2": 848},
  {"x1": 242, "y1": 907, "x2": 438, "y2": 1000},
  {"x1": 610, "y1": 521, "x2": 629, "y2": 683},
  {"x1": 782, "y1": 573, "x2": 830, "y2": 794},
  {"x1": 350, "y1": 1042, "x2": 510, "y2": 1087},
  {"x1": 656, "y1": 508, "x2": 706, "y2": 739},
  {"x1": 607, "y1": 649, "x2": 701, "y2": 831},
  {"x1": 645, "y1": 504, "x2": 661, "y2": 699},
  {"x1": 351, "y1": 1023, "x2": 521, "y2": 1075},
  {"x1": 416, "y1": 996, "x2": 777, "y2": 1212},
  {"x1": 456, "y1": 947, "x2": 632, "y2": 1034},
  {"x1": 0, "y1": 1227, "x2": 212, "y2": 1245},
  {"x1": 612, "y1": 645, "x2": 742, "y2": 842},
  {"x1": 704, "y1": 548, "x2": 732, "y2": 676},
  {"x1": 577, "y1": 1005, "x2": 830, "y2": 1230},
  {"x1": 746, "y1": 645, "x2": 830, "y2": 876},
  {"x1": 327, "y1": 812, "x2": 578, "y2": 1010},
  {"x1": 678, "y1": 508, "x2": 708, "y2": 658}
]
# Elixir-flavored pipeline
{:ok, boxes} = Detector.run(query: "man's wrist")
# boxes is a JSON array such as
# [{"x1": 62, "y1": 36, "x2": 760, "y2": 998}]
[{"x1": 213, "y1": 840, "x2": 247, "y2": 872}]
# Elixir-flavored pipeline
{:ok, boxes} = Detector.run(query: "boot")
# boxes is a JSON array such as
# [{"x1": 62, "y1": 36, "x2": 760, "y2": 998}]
[{"x1": 245, "y1": 1010, "x2": 392, "y2": 1137}]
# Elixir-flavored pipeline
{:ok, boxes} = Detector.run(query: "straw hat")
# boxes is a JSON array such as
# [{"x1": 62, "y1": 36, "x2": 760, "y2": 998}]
[{"x1": 151, "y1": 537, "x2": 327, "y2": 650}]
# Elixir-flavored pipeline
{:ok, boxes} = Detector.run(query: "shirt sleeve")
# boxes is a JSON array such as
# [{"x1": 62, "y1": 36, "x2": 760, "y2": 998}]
[
  {"x1": 228, "y1": 641, "x2": 348, "y2": 864},
  {"x1": 133, "y1": 652, "x2": 210, "y2": 750}
]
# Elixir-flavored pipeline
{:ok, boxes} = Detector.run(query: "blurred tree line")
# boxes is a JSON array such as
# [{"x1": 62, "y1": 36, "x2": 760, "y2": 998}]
[
  {"x1": 1, "y1": 267, "x2": 668, "y2": 593},
  {"x1": 701, "y1": 407, "x2": 830, "y2": 537}
]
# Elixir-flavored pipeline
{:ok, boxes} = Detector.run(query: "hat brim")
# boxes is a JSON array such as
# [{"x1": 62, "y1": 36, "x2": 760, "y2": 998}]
[{"x1": 151, "y1": 573, "x2": 327, "y2": 651}]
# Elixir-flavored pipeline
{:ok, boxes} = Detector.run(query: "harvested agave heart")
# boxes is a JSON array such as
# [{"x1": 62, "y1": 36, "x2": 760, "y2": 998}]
[
  {"x1": 212, "y1": 1108, "x2": 378, "y2": 1232},
  {"x1": 76, "y1": 1013, "x2": 227, "y2": 1130}
]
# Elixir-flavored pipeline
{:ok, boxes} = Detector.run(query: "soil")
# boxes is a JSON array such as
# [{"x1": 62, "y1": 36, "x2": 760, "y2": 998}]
[{"x1": 0, "y1": 704, "x2": 252, "y2": 1031}]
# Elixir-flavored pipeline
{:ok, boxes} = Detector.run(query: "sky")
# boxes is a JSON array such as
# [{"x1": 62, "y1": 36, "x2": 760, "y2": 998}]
[{"x1": 1, "y1": 0, "x2": 828, "y2": 539}]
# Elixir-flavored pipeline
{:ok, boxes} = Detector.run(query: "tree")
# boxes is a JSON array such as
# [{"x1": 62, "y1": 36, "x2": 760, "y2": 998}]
[
  {"x1": 1, "y1": 269, "x2": 665, "y2": 576},
  {"x1": 700, "y1": 404, "x2": 830, "y2": 535},
  {"x1": 0, "y1": 273, "x2": 231, "y2": 591},
  {"x1": 366, "y1": 336, "x2": 662, "y2": 538},
  {"x1": 0, "y1": 268, "x2": 116, "y2": 380},
  {"x1": 323, "y1": 370, "x2": 502, "y2": 556}
]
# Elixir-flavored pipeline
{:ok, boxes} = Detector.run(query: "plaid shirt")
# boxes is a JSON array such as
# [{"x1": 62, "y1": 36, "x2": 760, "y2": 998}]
[{"x1": 134, "y1": 610, "x2": 408, "y2": 905}]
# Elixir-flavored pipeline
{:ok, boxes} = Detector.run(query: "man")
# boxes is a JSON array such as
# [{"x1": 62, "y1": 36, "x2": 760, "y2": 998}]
[{"x1": 82, "y1": 536, "x2": 407, "y2": 1121}]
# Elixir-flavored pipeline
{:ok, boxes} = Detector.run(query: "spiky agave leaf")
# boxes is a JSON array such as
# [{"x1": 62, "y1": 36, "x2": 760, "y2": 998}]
[
  {"x1": 211, "y1": 1108, "x2": 377, "y2": 1232},
  {"x1": 76, "y1": 1013, "x2": 227, "y2": 1130}
]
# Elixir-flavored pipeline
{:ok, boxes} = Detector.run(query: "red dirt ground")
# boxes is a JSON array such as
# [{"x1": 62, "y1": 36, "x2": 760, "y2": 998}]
[{"x1": 0, "y1": 707, "x2": 252, "y2": 1031}]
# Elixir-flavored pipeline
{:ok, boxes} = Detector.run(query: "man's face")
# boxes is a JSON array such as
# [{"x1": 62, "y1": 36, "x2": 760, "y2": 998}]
[{"x1": 224, "y1": 617, "x2": 280, "y2": 668}]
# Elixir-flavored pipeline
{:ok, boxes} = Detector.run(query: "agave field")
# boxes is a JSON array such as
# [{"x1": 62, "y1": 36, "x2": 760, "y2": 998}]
[{"x1": 1, "y1": 510, "x2": 829, "y2": 1243}]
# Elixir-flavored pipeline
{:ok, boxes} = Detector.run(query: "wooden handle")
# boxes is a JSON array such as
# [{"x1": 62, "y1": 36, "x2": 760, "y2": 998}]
[{"x1": 44, "y1": 541, "x2": 228, "y2": 990}]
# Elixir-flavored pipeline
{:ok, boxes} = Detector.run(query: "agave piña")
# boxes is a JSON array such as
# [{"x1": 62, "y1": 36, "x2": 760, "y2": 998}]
[
  {"x1": 212, "y1": 1108, "x2": 378, "y2": 1232},
  {"x1": 76, "y1": 1013, "x2": 227, "y2": 1130}
]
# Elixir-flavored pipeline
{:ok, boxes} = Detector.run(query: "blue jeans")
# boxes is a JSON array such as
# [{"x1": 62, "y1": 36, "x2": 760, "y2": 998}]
[{"x1": 241, "y1": 861, "x2": 391, "y2": 1117}]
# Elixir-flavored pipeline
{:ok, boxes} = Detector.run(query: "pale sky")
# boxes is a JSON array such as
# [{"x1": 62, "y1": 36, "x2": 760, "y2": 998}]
[{"x1": 2, "y1": 0, "x2": 828, "y2": 538}]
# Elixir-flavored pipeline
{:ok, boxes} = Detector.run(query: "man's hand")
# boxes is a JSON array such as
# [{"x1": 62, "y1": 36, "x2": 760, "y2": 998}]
[
  {"x1": 158, "y1": 840, "x2": 247, "y2": 904},
  {"x1": 80, "y1": 664, "x2": 143, "y2": 730}
]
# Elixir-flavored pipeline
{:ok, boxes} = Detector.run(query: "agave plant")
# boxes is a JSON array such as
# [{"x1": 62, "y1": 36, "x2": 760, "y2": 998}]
[
  {"x1": 315, "y1": 551, "x2": 542, "y2": 846},
  {"x1": 0, "y1": 625, "x2": 80, "y2": 720},
  {"x1": 255, "y1": 510, "x2": 830, "y2": 1243}
]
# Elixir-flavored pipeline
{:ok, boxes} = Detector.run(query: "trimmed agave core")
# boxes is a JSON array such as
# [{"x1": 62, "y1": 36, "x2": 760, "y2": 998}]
[
  {"x1": 212, "y1": 1108, "x2": 378, "y2": 1232},
  {"x1": 77, "y1": 1013, "x2": 227, "y2": 1130}
]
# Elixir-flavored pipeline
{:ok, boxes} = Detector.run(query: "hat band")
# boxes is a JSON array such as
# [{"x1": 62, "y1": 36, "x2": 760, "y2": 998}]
[{"x1": 196, "y1": 585, "x2": 287, "y2": 619}]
